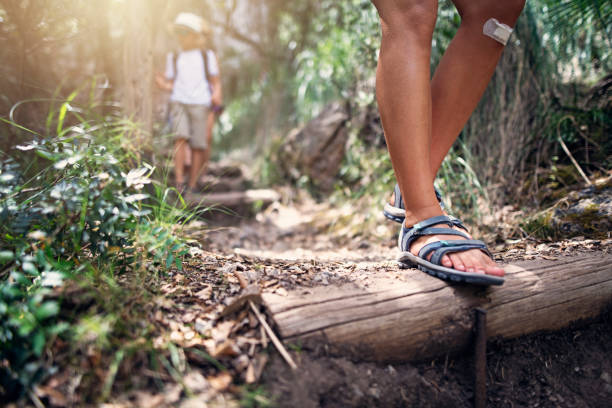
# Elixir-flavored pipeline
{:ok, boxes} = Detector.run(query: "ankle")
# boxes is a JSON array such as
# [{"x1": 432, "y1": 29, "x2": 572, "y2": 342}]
[{"x1": 403, "y1": 204, "x2": 444, "y2": 227}]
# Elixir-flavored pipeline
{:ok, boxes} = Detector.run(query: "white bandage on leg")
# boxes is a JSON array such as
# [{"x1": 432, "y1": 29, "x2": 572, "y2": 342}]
[{"x1": 483, "y1": 18, "x2": 513, "y2": 45}]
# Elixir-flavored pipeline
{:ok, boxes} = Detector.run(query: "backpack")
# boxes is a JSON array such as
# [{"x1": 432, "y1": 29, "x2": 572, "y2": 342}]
[{"x1": 172, "y1": 49, "x2": 212, "y2": 91}]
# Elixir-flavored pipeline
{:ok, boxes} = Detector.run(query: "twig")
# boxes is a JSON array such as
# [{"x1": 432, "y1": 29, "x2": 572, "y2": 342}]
[
  {"x1": 556, "y1": 117, "x2": 593, "y2": 186},
  {"x1": 233, "y1": 269, "x2": 297, "y2": 369},
  {"x1": 249, "y1": 300, "x2": 297, "y2": 370},
  {"x1": 557, "y1": 134, "x2": 592, "y2": 186},
  {"x1": 28, "y1": 389, "x2": 45, "y2": 408}
]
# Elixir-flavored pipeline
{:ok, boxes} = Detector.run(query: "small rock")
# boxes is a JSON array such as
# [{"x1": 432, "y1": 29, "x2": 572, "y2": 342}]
[
  {"x1": 369, "y1": 386, "x2": 381, "y2": 399},
  {"x1": 601, "y1": 372, "x2": 611, "y2": 384}
]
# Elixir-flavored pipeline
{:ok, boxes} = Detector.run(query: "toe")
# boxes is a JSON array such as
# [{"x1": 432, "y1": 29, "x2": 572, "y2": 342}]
[
  {"x1": 441, "y1": 255, "x2": 452, "y2": 267},
  {"x1": 479, "y1": 251, "x2": 505, "y2": 276},
  {"x1": 461, "y1": 253, "x2": 477, "y2": 273},
  {"x1": 449, "y1": 253, "x2": 465, "y2": 271}
]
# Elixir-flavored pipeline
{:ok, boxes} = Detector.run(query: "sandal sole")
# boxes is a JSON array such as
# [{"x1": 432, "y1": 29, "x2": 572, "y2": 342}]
[{"x1": 398, "y1": 251, "x2": 504, "y2": 286}]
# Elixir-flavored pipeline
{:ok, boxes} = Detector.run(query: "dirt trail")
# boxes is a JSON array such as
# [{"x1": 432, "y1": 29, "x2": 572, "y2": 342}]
[{"x1": 194, "y1": 200, "x2": 612, "y2": 408}]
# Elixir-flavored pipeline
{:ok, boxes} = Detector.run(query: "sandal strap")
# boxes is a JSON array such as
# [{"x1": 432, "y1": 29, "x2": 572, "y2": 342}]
[
  {"x1": 418, "y1": 239, "x2": 492, "y2": 265},
  {"x1": 400, "y1": 227, "x2": 469, "y2": 252},
  {"x1": 447, "y1": 215, "x2": 468, "y2": 232},
  {"x1": 394, "y1": 183, "x2": 404, "y2": 209},
  {"x1": 401, "y1": 215, "x2": 470, "y2": 251},
  {"x1": 411, "y1": 215, "x2": 455, "y2": 230}
]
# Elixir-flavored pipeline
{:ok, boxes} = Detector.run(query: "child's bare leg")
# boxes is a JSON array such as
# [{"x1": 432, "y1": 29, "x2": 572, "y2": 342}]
[
  {"x1": 189, "y1": 148, "x2": 206, "y2": 189},
  {"x1": 429, "y1": 0, "x2": 526, "y2": 176},
  {"x1": 174, "y1": 138, "x2": 188, "y2": 186},
  {"x1": 199, "y1": 112, "x2": 216, "y2": 184},
  {"x1": 372, "y1": 0, "x2": 503, "y2": 276}
]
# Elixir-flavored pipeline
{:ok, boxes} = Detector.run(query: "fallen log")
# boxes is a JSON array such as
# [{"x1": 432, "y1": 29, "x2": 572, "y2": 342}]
[
  {"x1": 262, "y1": 253, "x2": 612, "y2": 363},
  {"x1": 186, "y1": 189, "x2": 280, "y2": 210}
]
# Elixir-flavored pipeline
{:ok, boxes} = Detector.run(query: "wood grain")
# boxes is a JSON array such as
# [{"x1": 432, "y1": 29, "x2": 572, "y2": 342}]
[{"x1": 262, "y1": 254, "x2": 612, "y2": 362}]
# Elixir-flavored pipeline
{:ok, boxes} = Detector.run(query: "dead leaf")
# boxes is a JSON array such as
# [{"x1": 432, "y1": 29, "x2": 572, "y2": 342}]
[
  {"x1": 195, "y1": 318, "x2": 213, "y2": 335},
  {"x1": 170, "y1": 330, "x2": 184, "y2": 342},
  {"x1": 213, "y1": 339, "x2": 241, "y2": 358},
  {"x1": 208, "y1": 371, "x2": 232, "y2": 391},
  {"x1": 262, "y1": 279, "x2": 279, "y2": 288},
  {"x1": 195, "y1": 285, "x2": 212, "y2": 301},
  {"x1": 246, "y1": 354, "x2": 268, "y2": 384},
  {"x1": 274, "y1": 287, "x2": 288, "y2": 297},
  {"x1": 232, "y1": 355, "x2": 250, "y2": 372},
  {"x1": 183, "y1": 371, "x2": 209, "y2": 394},
  {"x1": 133, "y1": 391, "x2": 165, "y2": 408},
  {"x1": 219, "y1": 285, "x2": 262, "y2": 318},
  {"x1": 182, "y1": 312, "x2": 197, "y2": 323},
  {"x1": 211, "y1": 320, "x2": 234, "y2": 344},
  {"x1": 35, "y1": 385, "x2": 68, "y2": 407},
  {"x1": 163, "y1": 383, "x2": 183, "y2": 404}
]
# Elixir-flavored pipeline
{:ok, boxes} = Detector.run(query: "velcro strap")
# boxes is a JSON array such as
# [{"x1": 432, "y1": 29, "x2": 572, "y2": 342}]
[
  {"x1": 427, "y1": 240, "x2": 491, "y2": 265},
  {"x1": 401, "y1": 215, "x2": 470, "y2": 251},
  {"x1": 411, "y1": 215, "x2": 454, "y2": 230}
]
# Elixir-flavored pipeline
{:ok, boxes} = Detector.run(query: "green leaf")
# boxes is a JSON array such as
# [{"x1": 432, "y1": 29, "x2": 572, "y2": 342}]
[
  {"x1": 22, "y1": 262, "x2": 39, "y2": 276},
  {"x1": 165, "y1": 254, "x2": 174, "y2": 269},
  {"x1": 34, "y1": 301, "x2": 59, "y2": 320},
  {"x1": 0, "y1": 250, "x2": 14, "y2": 264},
  {"x1": 32, "y1": 330, "x2": 46, "y2": 356},
  {"x1": 35, "y1": 149, "x2": 56, "y2": 161},
  {"x1": 11, "y1": 272, "x2": 30, "y2": 286}
]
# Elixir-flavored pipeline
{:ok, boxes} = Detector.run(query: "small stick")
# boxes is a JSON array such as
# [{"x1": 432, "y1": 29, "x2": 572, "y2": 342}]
[
  {"x1": 233, "y1": 269, "x2": 297, "y2": 370},
  {"x1": 474, "y1": 308, "x2": 488, "y2": 408},
  {"x1": 557, "y1": 134, "x2": 592, "y2": 186},
  {"x1": 249, "y1": 300, "x2": 298, "y2": 370}
]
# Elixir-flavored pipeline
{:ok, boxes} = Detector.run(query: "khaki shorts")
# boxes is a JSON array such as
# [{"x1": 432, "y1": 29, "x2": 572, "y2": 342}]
[{"x1": 168, "y1": 102, "x2": 209, "y2": 150}]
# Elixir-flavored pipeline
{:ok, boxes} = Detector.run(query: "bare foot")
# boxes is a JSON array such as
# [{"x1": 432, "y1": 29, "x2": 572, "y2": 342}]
[{"x1": 403, "y1": 211, "x2": 504, "y2": 277}]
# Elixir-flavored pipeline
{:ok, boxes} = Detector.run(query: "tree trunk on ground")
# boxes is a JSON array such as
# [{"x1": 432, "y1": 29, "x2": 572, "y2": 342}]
[{"x1": 262, "y1": 253, "x2": 612, "y2": 363}]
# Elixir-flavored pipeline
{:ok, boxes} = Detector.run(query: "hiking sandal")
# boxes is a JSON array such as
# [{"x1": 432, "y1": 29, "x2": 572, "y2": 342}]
[
  {"x1": 397, "y1": 215, "x2": 504, "y2": 286},
  {"x1": 383, "y1": 183, "x2": 445, "y2": 223}
]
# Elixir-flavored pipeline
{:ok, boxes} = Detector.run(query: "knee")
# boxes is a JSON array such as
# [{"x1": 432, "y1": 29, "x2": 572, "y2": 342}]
[
  {"x1": 375, "y1": 0, "x2": 438, "y2": 44},
  {"x1": 455, "y1": 0, "x2": 525, "y2": 26}
]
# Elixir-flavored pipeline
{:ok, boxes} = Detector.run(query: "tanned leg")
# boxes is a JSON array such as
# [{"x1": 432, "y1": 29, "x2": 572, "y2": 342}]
[
  {"x1": 371, "y1": 0, "x2": 513, "y2": 276},
  {"x1": 427, "y1": 0, "x2": 526, "y2": 272},
  {"x1": 429, "y1": 0, "x2": 526, "y2": 176},
  {"x1": 373, "y1": 0, "x2": 441, "y2": 225}
]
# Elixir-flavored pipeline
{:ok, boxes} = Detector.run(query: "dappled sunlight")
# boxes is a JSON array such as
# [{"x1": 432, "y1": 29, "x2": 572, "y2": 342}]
[{"x1": 1, "y1": 0, "x2": 610, "y2": 406}]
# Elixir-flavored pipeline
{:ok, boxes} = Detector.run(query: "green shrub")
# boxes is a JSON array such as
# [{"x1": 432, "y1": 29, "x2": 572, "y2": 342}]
[{"x1": 0, "y1": 100, "x2": 189, "y2": 399}]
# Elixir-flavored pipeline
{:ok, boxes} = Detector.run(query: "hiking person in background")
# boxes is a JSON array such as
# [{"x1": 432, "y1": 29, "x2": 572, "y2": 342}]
[
  {"x1": 372, "y1": 0, "x2": 525, "y2": 285},
  {"x1": 155, "y1": 12, "x2": 223, "y2": 193}
]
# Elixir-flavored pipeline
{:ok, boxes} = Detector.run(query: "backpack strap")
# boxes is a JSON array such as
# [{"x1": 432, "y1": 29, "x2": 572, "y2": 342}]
[
  {"x1": 200, "y1": 49, "x2": 211, "y2": 84},
  {"x1": 172, "y1": 50, "x2": 214, "y2": 91}
]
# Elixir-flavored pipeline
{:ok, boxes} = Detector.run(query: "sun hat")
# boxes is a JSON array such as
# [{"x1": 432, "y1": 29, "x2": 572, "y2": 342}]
[{"x1": 173, "y1": 12, "x2": 209, "y2": 35}]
